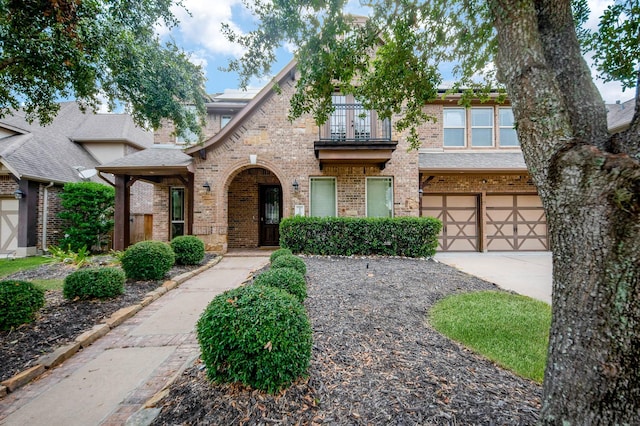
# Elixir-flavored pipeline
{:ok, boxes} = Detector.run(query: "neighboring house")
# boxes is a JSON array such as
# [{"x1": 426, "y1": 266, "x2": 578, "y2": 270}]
[
  {"x1": 98, "y1": 61, "x2": 635, "y2": 254},
  {"x1": 0, "y1": 102, "x2": 154, "y2": 256}
]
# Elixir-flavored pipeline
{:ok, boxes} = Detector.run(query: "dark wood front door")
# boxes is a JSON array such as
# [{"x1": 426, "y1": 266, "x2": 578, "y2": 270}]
[{"x1": 259, "y1": 185, "x2": 282, "y2": 246}]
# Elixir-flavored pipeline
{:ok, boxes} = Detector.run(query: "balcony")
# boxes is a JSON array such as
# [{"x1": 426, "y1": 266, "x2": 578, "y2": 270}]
[{"x1": 314, "y1": 103, "x2": 398, "y2": 170}]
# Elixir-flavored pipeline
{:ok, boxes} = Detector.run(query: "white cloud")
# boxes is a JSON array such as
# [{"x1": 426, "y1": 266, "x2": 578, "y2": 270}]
[{"x1": 172, "y1": 0, "x2": 246, "y2": 57}]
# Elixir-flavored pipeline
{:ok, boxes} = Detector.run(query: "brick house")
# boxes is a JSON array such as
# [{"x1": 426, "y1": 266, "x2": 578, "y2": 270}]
[
  {"x1": 0, "y1": 102, "x2": 153, "y2": 256},
  {"x1": 98, "y1": 59, "x2": 560, "y2": 253}
]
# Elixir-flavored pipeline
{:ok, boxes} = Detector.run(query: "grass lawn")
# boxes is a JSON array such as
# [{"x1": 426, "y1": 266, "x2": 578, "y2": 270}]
[
  {"x1": 429, "y1": 290, "x2": 551, "y2": 383},
  {"x1": 0, "y1": 256, "x2": 52, "y2": 278},
  {"x1": 32, "y1": 278, "x2": 65, "y2": 291}
]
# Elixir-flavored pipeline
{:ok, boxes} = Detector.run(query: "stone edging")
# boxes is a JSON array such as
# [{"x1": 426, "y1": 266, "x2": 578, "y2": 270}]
[{"x1": 0, "y1": 256, "x2": 224, "y2": 398}]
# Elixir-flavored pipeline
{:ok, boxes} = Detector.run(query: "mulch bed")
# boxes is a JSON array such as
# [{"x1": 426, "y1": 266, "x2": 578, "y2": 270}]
[
  {"x1": 152, "y1": 256, "x2": 542, "y2": 425},
  {"x1": 0, "y1": 254, "x2": 217, "y2": 383}
]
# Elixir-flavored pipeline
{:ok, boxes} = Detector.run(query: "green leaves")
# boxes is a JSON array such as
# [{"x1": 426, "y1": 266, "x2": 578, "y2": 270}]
[
  {"x1": 0, "y1": 0, "x2": 206, "y2": 139},
  {"x1": 197, "y1": 284, "x2": 312, "y2": 394},
  {"x1": 587, "y1": 1, "x2": 640, "y2": 89},
  {"x1": 279, "y1": 216, "x2": 442, "y2": 257},
  {"x1": 0, "y1": 280, "x2": 45, "y2": 331},
  {"x1": 58, "y1": 182, "x2": 115, "y2": 253}
]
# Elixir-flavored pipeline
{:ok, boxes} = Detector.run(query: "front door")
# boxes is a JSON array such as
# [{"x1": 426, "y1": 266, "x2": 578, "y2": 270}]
[{"x1": 259, "y1": 185, "x2": 281, "y2": 246}]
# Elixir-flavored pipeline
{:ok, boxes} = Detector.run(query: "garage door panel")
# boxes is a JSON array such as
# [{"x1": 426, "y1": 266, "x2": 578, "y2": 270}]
[
  {"x1": 0, "y1": 199, "x2": 19, "y2": 253},
  {"x1": 486, "y1": 194, "x2": 548, "y2": 251},
  {"x1": 422, "y1": 194, "x2": 478, "y2": 252}
]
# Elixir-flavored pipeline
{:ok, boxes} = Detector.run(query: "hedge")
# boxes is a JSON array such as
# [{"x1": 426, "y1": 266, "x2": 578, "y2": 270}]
[{"x1": 279, "y1": 216, "x2": 442, "y2": 257}]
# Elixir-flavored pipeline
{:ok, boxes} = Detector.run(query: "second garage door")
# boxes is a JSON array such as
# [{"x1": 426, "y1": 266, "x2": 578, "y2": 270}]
[{"x1": 486, "y1": 194, "x2": 548, "y2": 251}]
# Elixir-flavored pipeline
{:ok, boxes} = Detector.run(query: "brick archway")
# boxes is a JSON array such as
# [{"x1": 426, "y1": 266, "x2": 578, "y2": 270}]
[{"x1": 227, "y1": 167, "x2": 282, "y2": 249}]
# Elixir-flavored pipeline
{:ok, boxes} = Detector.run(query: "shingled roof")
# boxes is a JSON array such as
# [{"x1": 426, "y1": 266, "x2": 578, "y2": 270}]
[
  {"x1": 419, "y1": 151, "x2": 528, "y2": 172},
  {"x1": 96, "y1": 145, "x2": 193, "y2": 175},
  {"x1": 0, "y1": 102, "x2": 152, "y2": 184}
]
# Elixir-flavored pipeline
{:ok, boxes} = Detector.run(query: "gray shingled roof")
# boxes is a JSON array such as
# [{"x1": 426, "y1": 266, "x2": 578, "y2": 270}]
[
  {"x1": 97, "y1": 145, "x2": 192, "y2": 170},
  {"x1": 71, "y1": 114, "x2": 153, "y2": 148},
  {"x1": 0, "y1": 102, "x2": 152, "y2": 184},
  {"x1": 419, "y1": 151, "x2": 528, "y2": 171}
]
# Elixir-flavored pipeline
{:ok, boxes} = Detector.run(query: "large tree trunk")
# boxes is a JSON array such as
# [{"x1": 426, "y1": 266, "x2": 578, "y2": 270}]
[{"x1": 490, "y1": 0, "x2": 640, "y2": 423}]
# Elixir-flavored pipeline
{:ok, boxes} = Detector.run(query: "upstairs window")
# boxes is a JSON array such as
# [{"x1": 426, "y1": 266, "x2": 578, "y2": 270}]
[
  {"x1": 443, "y1": 106, "x2": 519, "y2": 148},
  {"x1": 221, "y1": 115, "x2": 232, "y2": 128},
  {"x1": 443, "y1": 108, "x2": 466, "y2": 147},
  {"x1": 499, "y1": 108, "x2": 519, "y2": 146},
  {"x1": 471, "y1": 108, "x2": 494, "y2": 147}
]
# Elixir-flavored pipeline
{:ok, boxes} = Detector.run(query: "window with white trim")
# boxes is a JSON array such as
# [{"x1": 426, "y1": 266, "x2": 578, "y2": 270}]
[
  {"x1": 443, "y1": 108, "x2": 466, "y2": 147},
  {"x1": 310, "y1": 177, "x2": 336, "y2": 217},
  {"x1": 221, "y1": 115, "x2": 232, "y2": 128},
  {"x1": 499, "y1": 108, "x2": 519, "y2": 146},
  {"x1": 443, "y1": 106, "x2": 519, "y2": 148},
  {"x1": 471, "y1": 107, "x2": 494, "y2": 147},
  {"x1": 367, "y1": 177, "x2": 393, "y2": 218},
  {"x1": 170, "y1": 187, "x2": 185, "y2": 239}
]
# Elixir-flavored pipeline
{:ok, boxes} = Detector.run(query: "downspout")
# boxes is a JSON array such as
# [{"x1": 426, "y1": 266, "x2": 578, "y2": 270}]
[{"x1": 42, "y1": 182, "x2": 54, "y2": 252}]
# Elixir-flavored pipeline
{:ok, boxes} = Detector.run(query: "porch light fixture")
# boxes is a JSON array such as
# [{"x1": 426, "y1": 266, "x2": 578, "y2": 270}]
[
  {"x1": 292, "y1": 179, "x2": 299, "y2": 192},
  {"x1": 249, "y1": 154, "x2": 257, "y2": 165},
  {"x1": 202, "y1": 182, "x2": 211, "y2": 192},
  {"x1": 13, "y1": 189, "x2": 25, "y2": 199}
]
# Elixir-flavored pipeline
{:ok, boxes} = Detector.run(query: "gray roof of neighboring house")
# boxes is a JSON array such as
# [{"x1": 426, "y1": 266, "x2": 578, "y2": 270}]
[
  {"x1": 419, "y1": 151, "x2": 528, "y2": 172},
  {"x1": 0, "y1": 102, "x2": 152, "y2": 184},
  {"x1": 71, "y1": 114, "x2": 153, "y2": 148},
  {"x1": 606, "y1": 98, "x2": 635, "y2": 132}
]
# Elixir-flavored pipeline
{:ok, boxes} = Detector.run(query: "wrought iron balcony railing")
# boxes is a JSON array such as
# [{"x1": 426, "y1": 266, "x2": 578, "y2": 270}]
[{"x1": 318, "y1": 103, "x2": 392, "y2": 142}]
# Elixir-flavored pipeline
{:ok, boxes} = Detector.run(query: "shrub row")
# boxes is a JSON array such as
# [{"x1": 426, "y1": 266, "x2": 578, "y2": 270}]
[
  {"x1": 279, "y1": 216, "x2": 442, "y2": 258},
  {"x1": 0, "y1": 236, "x2": 207, "y2": 330},
  {"x1": 196, "y1": 252, "x2": 311, "y2": 394}
]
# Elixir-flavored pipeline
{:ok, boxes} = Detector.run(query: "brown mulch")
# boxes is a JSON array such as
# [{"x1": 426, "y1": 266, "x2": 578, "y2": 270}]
[
  {"x1": 152, "y1": 256, "x2": 542, "y2": 425},
  {"x1": 0, "y1": 254, "x2": 217, "y2": 383}
]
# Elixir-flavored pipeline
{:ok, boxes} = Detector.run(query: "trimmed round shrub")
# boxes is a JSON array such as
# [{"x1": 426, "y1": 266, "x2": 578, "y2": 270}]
[
  {"x1": 197, "y1": 284, "x2": 312, "y2": 394},
  {"x1": 269, "y1": 248, "x2": 292, "y2": 263},
  {"x1": 121, "y1": 240, "x2": 175, "y2": 280},
  {"x1": 253, "y1": 267, "x2": 307, "y2": 302},
  {"x1": 63, "y1": 267, "x2": 125, "y2": 300},
  {"x1": 0, "y1": 280, "x2": 45, "y2": 330},
  {"x1": 171, "y1": 235, "x2": 205, "y2": 265},
  {"x1": 271, "y1": 254, "x2": 307, "y2": 275}
]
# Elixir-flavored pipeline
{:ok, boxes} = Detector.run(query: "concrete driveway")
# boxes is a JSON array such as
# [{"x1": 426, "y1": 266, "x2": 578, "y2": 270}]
[{"x1": 434, "y1": 252, "x2": 552, "y2": 304}]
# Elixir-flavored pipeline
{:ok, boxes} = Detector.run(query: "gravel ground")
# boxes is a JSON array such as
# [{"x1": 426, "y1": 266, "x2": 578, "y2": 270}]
[{"x1": 152, "y1": 256, "x2": 542, "y2": 425}]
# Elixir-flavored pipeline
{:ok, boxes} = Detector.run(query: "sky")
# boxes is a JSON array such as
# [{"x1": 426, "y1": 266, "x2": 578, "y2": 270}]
[{"x1": 160, "y1": 0, "x2": 634, "y2": 104}]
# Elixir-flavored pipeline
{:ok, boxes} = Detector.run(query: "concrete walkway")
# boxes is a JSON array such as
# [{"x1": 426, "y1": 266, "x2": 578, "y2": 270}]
[
  {"x1": 434, "y1": 252, "x2": 553, "y2": 304},
  {"x1": 0, "y1": 255, "x2": 269, "y2": 426}
]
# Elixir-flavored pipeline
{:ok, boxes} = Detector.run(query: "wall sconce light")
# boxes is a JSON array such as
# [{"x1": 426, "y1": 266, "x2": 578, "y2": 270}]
[
  {"x1": 418, "y1": 188, "x2": 423, "y2": 195},
  {"x1": 292, "y1": 179, "x2": 299, "y2": 192},
  {"x1": 202, "y1": 182, "x2": 211, "y2": 192},
  {"x1": 249, "y1": 154, "x2": 257, "y2": 165},
  {"x1": 13, "y1": 189, "x2": 25, "y2": 199}
]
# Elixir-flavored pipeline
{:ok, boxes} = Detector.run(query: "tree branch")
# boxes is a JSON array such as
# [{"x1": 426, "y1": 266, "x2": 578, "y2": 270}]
[
  {"x1": 535, "y1": 0, "x2": 609, "y2": 150},
  {"x1": 0, "y1": 57, "x2": 18, "y2": 72}
]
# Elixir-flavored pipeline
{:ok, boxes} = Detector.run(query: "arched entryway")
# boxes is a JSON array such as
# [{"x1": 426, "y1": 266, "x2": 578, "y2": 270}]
[{"x1": 227, "y1": 167, "x2": 282, "y2": 249}]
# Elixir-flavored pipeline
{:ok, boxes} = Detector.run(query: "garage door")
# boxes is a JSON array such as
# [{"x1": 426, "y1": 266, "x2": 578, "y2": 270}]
[
  {"x1": 486, "y1": 194, "x2": 548, "y2": 251},
  {"x1": 422, "y1": 194, "x2": 479, "y2": 251},
  {"x1": 0, "y1": 198, "x2": 18, "y2": 253}
]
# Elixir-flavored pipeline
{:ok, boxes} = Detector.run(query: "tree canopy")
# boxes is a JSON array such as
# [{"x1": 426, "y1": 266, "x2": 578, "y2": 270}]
[
  {"x1": 226, "y1": 0, "x2": 638, "y2": 147},
  {"x1": 0, "y1": 0, "x2": 207, "y2": 139}
]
